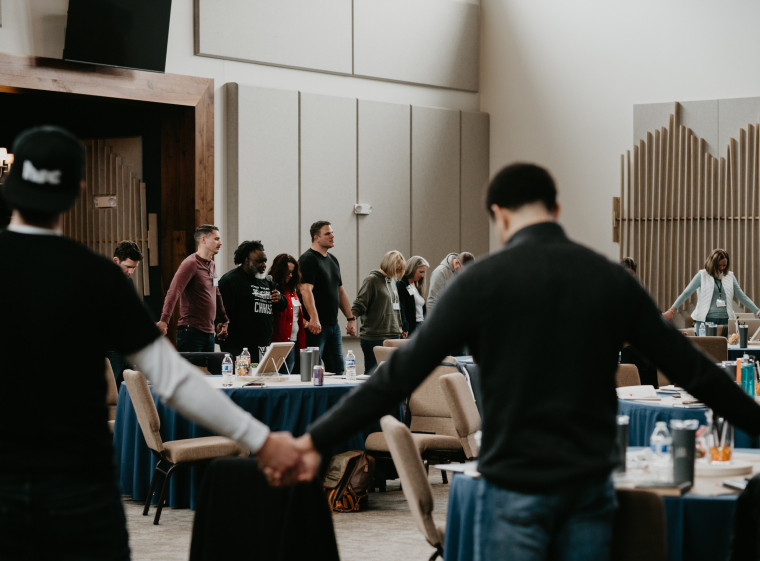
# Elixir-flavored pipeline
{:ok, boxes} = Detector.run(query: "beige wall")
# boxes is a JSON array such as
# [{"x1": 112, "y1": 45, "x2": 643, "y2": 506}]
[{"x1": 480, "y1": 0, "x2": 760, "y2": 258}]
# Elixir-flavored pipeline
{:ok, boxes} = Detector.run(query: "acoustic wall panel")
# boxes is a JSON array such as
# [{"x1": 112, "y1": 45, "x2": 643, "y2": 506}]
[
  {"x1": 411, "y1": 106, "x2": 461, "y2": 267},
  {"x1": 460, "y1": 111, "x2": 490, "y2": 257},
  {"x1": 226, "y1": 83, "x2": 299, "y2": 272},
  {"x1": 196, "y1": 0, "x2": 352, "y2": 74},
  {"x1": 357, "y1": 100, "x2": 411, "y2": 281},
  {"x1": 719, "y1": 97, "x2": 760, "y2": 157},
  {"x1": 635, "y1": 101, "x2": 718, "y2": 157},
  {"x1": 353, "y1": 0, "x2": 479, "y2": 92},
  {"x1": 300, "y1": 93, "x2": 358, "y2": 309}
]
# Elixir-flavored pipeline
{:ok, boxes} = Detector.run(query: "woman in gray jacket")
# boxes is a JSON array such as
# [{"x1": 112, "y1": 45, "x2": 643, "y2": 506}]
[{"x1": 352, "y1": 250, "x2": 406, "y2": 374}]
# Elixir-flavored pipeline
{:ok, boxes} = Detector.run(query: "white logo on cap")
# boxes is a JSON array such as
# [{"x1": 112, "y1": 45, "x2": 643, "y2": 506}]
[{"x1": 22, "y1": 160, "x2": 62, "y2": 185}]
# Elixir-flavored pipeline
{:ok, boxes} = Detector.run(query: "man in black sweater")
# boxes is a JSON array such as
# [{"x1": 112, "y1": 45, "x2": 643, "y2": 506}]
[
  {"x1": 219, "y1": 240, "x2": 288, "y2": 359},
  {"x1": 267, "y1": 164, "x2": 760, "y2": 560}
]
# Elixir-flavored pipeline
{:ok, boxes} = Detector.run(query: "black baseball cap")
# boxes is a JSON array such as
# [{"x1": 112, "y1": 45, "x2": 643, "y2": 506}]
[{"x1": 1, "y1": 126, "x2": 85, "y2": 213}]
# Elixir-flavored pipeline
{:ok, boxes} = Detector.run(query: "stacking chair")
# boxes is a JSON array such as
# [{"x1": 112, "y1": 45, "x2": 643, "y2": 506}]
[
  {"x1": 365, "y1": 364, "x2": 465, "y2": 485},
  {"x1": 439, "y1": 373, "x2": 480, "y2": 459},
  {"x1": 105, "y1": 359, "x2": 119, "y2": 434},
  {"x1": 736, "y1": 313, "x2": 756, "y2": 320},
  {"x1": 373, "y1": 346, "x2": 395, "y2": 364},
  {"x1": 122, "y1": 369, "x2": 248, "y2": 524},
  {"x1": 688, "y1": 335, "x2": 728, "y2": 362},
  {"x1": 383, "y1": 339, "x2": 409, "y2": 348},
  {"x1": 610, "y1": 490, "x2": 667, "y2": 561},
  {"x1": 615, "y1": 364, "x2": 641, "y2": 388},
  {"x1": 380, "y1": 415, "x2": 445, "y2": 561}
]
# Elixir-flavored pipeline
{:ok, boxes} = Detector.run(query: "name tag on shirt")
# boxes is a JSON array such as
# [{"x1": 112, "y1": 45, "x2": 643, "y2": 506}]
[
  {"x1": 292, "y1": 297, "x2": 301, "y2": 307},
  {"x1": 213, "y1": 278, "x2": 219, "y2": 287},
  {"x1": 393, "y1": 302, "x2": 401, "y2": 311},
  {"x1": 716, "y1": 298, "x2": 726, "y2": 307},
  {"x1": 406, "y1": 285, "x2": 414, "y2": 295}
]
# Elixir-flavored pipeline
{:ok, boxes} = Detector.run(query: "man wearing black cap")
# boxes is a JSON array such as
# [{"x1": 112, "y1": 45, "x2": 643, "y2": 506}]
[{"x1": 0, "y1": 126, "x2": 304, "y2": 559}]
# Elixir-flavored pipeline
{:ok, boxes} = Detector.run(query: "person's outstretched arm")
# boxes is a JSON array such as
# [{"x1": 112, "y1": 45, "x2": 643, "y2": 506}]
[
  {"x1": 733, "y1": 277, "x2": 760, "y2": 316},
  {"x1": 664, "y1": 272, "x2": 701, "y2": 320}
]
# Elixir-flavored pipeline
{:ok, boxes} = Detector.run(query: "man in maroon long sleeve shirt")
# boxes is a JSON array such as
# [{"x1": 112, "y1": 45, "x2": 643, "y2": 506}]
[{"x1": 157, "y1": 224, "x2": 230, "y2": 352}]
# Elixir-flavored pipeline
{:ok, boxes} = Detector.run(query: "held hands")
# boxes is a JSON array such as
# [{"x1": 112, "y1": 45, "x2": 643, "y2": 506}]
[
  {"x1": 662, "y1": 308, "x2": 675, "y2": 322},
  {"x1": 346, "y1": 322, "x2": 356, "y2": 337},
  {"x1": 256, "y1": 432, "x2": 321, "y2": 486},
  {"x1": 401, "y1": 331, "x2": 408, "y2": 339},
  {"x1": 306, "y1": 318, "x2": 322, "y2": 335},
  {"x1": 156, "y1": 321, "x2": 168, "y2": 335},
  {"x1": 216, "y1": 322, "x2": 229, "y2": 341},
  {"x1": 271, "y1": 289, "x2": 281, "y2": 303}
]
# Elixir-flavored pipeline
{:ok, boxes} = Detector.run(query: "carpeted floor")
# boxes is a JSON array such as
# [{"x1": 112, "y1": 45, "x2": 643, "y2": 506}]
[{"x1": 124, "y1": 469, "x2": 451, "y2": 561}]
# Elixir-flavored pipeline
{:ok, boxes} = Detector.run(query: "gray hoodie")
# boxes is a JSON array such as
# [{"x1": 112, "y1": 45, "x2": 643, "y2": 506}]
[
  {"x1": 352, "y1": 270, "x2": 403, "y2": 340},
  {"x1": 426, "y1": 253, "x2": 458, "y2": 314}
]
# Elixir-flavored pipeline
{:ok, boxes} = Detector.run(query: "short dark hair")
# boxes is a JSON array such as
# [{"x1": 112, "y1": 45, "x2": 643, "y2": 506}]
[
  {"x1": 486, "y1": 163, "x2": 558, "y2": 217},
  {"x1": 233, "y1": 240, "x2": 265, "y2": 265},
  {"x1": 114, "y1": 240, "x2": 143, "y2": 262},
  {"x1": 457, "y1": 252, "x2": 474, "y2": 265},
  {"x1": 310, "y1": 220, "x2": 331, "y2": 242},
  {"x1": 13, "y1": 206, "x2": 59, "y2": 228},
  {"x1": 621, "y1": 257, "x2": 637, "y2": 273},
  {"x1": 268, "y1": 253, "x2": 301, "y2": 292},
  {"x1": 194, "y1": 224, "x2": 219, "y2": 244}
]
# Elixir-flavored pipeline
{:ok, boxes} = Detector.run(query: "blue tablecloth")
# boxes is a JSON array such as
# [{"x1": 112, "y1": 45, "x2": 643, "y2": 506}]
[
  {"x1": 443, "y1": 464, "x2": 752, "y2": 561},
  {"x1": 617, "y1": 397, "x2": 759, "y2": 449},
  {"x1": 113, "y1": 378, "x2": 402, "y2": 510}
]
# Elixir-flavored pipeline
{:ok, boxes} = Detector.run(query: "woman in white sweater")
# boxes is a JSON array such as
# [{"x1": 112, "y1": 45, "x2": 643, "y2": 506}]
[{"x1": 663, "y1": 249, "x2": 760, "y2": 332}]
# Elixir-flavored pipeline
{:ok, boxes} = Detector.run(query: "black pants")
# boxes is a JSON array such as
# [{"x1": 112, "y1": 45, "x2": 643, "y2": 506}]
[{"x1": 0, "y1": 476, "x2": 129, "y2": 560}]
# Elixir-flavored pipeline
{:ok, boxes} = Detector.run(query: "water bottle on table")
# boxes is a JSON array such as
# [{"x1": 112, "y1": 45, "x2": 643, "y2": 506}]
[
  {"x1": 649, "y1": 421, "x2": 673, "y2": 482},
  {"x1": 346, "y1": 350, "x2": 356, "y2": 381},
  {"x1": 698, "y1": 322, "x2": 706, "y2": 337},
  {"x1": 222, "y1": 353, "x2": 233, "y2": 388}
]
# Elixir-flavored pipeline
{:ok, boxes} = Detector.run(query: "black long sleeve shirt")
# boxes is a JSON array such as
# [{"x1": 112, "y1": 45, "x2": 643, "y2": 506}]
[{"x1": 309, "y1": 222, "x2": 760, "y2": 492}]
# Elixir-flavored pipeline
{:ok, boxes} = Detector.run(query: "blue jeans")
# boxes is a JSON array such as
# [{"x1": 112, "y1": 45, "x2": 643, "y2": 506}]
[
  {"x1": 474, "y1": 476, "x2": 616, "y2": 561},
  {"x1": 176, "y1": 325, "x2": 215, "y2": 353},
  {"x1": 0, "y1": 476, "x2": 130, "y2": 560},
  {"x1": 305, "y1": 324, "x2": 344, "y2": 376},
  {"x1": 694, "y1": 317, "x2": 729, "y2": 335},
  {"x1": 360, "y1": 337, "x2": 399, "y2": 374}
]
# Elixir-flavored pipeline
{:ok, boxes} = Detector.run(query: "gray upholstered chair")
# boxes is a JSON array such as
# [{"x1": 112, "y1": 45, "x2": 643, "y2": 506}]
[
  {"x1": 383, "y1": 339, "x2": 409, "y2": 348},
  {"x1": 122, "y1": 369, "x2": 248, "y2": 524},
  {"x1": 380, "y1": 415, "x2": 445, "y2": 560},
  {"x1": 105, "y1": 359, "x2": 119, "y2": 434},
  {"x1": 615, "y1": 364, "x2": 641, "y2": 388},
  {"x1": 373, "y1": 346, "x2": 395, "y2": 365},
  {"x1": 439, "y1": 373, "x2": 480, "y2": 459},
  {"x1": 365, "y1": 364, "x2": 465, "y2": 485},
  {"x1": 610, "y1": 490, "x2": 667, "y2": 560},
  {"x1": 687, "y1": 335, "x2": 728, "y2": 362}
]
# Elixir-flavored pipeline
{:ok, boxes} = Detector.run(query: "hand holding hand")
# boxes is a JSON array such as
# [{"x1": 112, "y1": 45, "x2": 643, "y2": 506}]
[
  {"x1": 295, "y1": 434, "x2": 321, "y2": 483},
  {"x1": 256, "y1": 432, "x2": 302, "y2": 486},
  {"x1": 271, "y1": 289, "x2": 281, "y2": 303},
  {"x1": 306, "y1": 318, "x2": 322, "y2": 335},
  {"x1": 401, "y1": 331, "x2": 408, "y2": 339},
  {"x1": 216, "y1": 322, "x2": 229, "y2": 341},
  {"x1": 662, "y1": 309, "x2": 675, "y2": 322},
  {"x1": 156, "y1": 321, "x2": 168, "y2": 335},
  {"x1": 346, "y1": 322, "x2": 356, "y2": 337}
]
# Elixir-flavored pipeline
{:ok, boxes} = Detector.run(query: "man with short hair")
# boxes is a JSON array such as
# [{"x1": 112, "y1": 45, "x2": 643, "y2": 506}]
[
  {"x1": 219, "y1": 240, "x2": 287, "y2": 360},
  {"x1": 0, "y1": 126, "x2": 302, "y2": 559},
  {"x1": 280, "y1": 163, "x2": 760, "y2": 559},
  {"x1": 107, "y1": 240, "x2": 145, "y2": 382},
  {"x1": 426, "y1": 251, "x2": 474, "y2": 314},
  {"x1": 157, "y1": 225, "x2": 230, "y2": 352},
  {"x1": 298, "y1": 221, "x2": 356, "y2": 376}
]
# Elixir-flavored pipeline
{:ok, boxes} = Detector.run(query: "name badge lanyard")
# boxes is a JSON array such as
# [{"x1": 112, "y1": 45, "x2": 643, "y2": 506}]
[{"x1": 716, "y1": 280, "x2": 726, "y2": 307}]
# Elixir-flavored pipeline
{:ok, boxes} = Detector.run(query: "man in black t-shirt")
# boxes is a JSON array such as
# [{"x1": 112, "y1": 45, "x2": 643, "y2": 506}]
[
  {"x1": 219, "y1": 240, "x2": 287, "y2": 360},
  {"x1": 298, "y1": 221, "x2": 356, "y2": 376},
  {"x1": 0, "y1": 126, "x2": 305, "y2": 559}
]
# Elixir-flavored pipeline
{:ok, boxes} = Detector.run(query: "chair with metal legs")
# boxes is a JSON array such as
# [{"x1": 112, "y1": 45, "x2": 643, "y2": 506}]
[{"x1": 123, "y1": 369, "x2": 248, "y2": 524}]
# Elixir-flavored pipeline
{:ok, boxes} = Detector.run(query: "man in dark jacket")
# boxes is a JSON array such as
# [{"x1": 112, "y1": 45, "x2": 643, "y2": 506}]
[
  {"x1": 219, "y1": 240, "x2": 288, "y2": 360},
  {"x1": 262, "y1": 163, "x2": 760, "y2": 560}
]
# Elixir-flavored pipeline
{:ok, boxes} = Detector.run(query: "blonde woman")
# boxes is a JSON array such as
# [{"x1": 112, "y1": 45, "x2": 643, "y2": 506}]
[
  {"x1": 663, "y1": 249, "x2": 760, "y2": 332},
  {"x1": 398, "y1": 256, "x2": 429, "y2": 338},
  {"x1": 352, "y1": 250, "x2": 406, "y2": 374}
]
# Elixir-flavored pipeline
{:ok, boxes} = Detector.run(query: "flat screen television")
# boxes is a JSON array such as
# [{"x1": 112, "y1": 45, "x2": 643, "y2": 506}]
[{"x1": 63, "y1": 0, "x2": 172, "y2": 73}]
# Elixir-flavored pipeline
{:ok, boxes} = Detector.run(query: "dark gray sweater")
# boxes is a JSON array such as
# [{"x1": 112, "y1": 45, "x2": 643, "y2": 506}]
[{"x1": 309, "y1": 222, "x2": 760, "y2": 492}]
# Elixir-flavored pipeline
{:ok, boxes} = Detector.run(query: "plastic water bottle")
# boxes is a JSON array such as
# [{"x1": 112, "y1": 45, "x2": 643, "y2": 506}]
[
  {"x1": 240, "y1": 348, "x2": 251, "y2": 370},
  {"x1": 222, "y1": 353, "x2": 233, "y2": 387},
  {"x1": 649, "y1": 421, "x2": 673, "y2": 482},
  {"x1": 698, "y1": 322, "x2": 706, "y2": 337},
  {"x1": 346, "y1": 350, "x2": 357, "y2": 381}
]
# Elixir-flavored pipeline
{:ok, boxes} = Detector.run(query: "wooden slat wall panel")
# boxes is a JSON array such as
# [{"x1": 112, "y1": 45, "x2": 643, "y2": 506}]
[{"x1": 616, "y1": 116, "x2": 760, "y2": 313}]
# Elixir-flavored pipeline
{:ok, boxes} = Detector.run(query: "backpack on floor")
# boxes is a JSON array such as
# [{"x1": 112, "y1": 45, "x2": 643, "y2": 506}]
[{"x1": 323, "y1": 451, "x2": 376, "y2": 512}]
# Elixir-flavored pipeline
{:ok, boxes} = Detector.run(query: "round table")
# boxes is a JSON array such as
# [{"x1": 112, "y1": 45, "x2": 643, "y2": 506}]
[
  {"x1": 444, "y1": 450, "x2": 760, "y2": 561},
  {"x1": 617, "y1": 396, "x2": 759, "y2": 449},
  {"x1": 113, "y1": 375, "x2": 403, "y2": 509}
]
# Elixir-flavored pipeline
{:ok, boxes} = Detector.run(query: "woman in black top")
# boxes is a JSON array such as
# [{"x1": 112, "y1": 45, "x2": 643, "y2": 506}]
[{"x1": 397, "y1": 256, "x2": 429, "y2": 338}]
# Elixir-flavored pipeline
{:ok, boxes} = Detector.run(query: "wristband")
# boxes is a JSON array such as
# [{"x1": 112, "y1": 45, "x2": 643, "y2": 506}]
[{"x1": 346, "y1": 318, "x2": 356, "y2": 322}]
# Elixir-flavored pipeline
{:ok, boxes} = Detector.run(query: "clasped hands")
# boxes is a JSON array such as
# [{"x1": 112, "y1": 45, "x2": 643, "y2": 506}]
[{"x1": 255, "y1": 432, "x2": 321, "y2": 486}]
